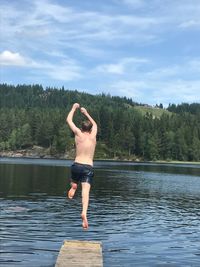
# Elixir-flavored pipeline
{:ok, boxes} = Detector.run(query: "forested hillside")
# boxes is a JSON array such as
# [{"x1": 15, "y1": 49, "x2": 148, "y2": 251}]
[{"x1": 0, "y1": 84, "x2": 200, "y2": 161}]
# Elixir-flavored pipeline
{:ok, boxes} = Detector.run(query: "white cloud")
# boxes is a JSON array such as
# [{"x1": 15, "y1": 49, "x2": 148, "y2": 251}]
[
  {"x1": 0, "y1": 50, "x2": 82, "y2": 82},
  {"x1": 0, "y1": 50, "x2": 28, "y2": 66}
]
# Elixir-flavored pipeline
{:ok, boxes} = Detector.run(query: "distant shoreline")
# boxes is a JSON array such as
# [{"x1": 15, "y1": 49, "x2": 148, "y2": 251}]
[
  {"x1": 0, "y1": 149, "x2": 199, "y2": 165},
  {"x1": 153, "y1": 160, "x2": 200, "y2": 165}
]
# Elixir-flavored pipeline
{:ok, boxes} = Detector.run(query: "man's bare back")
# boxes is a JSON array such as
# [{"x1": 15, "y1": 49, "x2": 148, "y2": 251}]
[{"x1": 75, "y1": 132, "x2": 96, "y2": 166}]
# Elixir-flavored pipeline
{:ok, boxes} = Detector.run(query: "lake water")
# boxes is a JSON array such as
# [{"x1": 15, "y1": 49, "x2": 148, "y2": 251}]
[{"x1": 0, "y1": 158, "x2": 200, "y2": 267}]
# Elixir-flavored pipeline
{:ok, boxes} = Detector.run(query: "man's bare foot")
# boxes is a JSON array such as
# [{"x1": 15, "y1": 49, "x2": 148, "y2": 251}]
[
  {"x1": 68, "y1": 183, "x2": 77, "y2": 199},
  {"x1": 81, "y1": 213, "x2": 88, "y2": 229}
]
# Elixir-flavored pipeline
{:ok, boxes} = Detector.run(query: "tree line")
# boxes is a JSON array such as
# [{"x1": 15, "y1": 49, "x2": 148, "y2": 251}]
[{"x1": 0, "y1": 84, "x2": 200, "y2": 161}]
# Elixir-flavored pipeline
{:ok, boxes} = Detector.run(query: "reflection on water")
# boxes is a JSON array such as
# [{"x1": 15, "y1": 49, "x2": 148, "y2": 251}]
[{"x1": 0, "y1": 158, "x2": 200, "y2": 267}]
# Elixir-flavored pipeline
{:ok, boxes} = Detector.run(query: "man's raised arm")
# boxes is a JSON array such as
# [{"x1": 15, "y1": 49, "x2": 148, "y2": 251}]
[
  {"x1": 66, "y1": 103, "x2": 81, "y2": 134},
  {"x1": 80, "y1": 107, "x2": 97, "y2": 136}
]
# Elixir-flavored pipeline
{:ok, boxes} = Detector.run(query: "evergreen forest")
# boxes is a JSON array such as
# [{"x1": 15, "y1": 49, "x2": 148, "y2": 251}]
[{"x1": 0, "y1": 84, "x2": 200, "y2": 162}]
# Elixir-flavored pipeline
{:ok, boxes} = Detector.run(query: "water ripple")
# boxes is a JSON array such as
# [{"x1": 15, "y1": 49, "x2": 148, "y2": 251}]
[{"x1": 0, "y1": 161, "x2": 200, "y2": 266}]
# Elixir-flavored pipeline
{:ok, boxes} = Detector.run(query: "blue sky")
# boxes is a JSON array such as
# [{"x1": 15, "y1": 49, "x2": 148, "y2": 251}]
[{"x1": 0, "y1": 0, "x2": 200, "y2": 106}]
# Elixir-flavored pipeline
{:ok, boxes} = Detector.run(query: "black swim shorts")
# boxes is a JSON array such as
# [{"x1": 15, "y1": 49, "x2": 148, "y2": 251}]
[{"x1": 70, "y1": 162, "x2": 94, "y2": 185}]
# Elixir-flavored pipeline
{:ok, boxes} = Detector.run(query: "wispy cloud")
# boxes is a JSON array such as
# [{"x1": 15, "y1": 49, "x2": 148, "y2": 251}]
[
  {"x1": 41, "y1": 59, "x2": 83, "y2": 81},
  {"x1": 108, "y1": 78, "x2": 200, "y2": 106},
  {"x1": 95, "y1": 57, "x2": 149, "y2": 75},
  {"x1": 179, "y1": 20, "x2": 200, "y2": 29},
  {"x1": 0, "y1": 0, "x2": 199, "y2": 105},
  {"x1": 96, "y1": 57, "x2": 200, "y2": 105},
  {"x1": 0, "y1": 0, "x2": 161, "y2": 49}
]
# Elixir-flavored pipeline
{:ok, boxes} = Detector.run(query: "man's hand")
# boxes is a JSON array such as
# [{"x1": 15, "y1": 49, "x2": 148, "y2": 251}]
[
  {"x1": 73, "y1": 103, "x2": 80, "y2": 110},
  {"x1": 80, "y1": 107, "x2": 87, "y2": 115}
]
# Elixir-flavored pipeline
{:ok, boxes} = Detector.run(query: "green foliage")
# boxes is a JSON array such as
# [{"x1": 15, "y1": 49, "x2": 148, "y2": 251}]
[
  {"x1": 8, "y1": 123, "x2": 32, "y2": 149},
  {"x1": 0, "y1": 83, "x2": 200, "y2": 161},
  {"x1": 167, "y1": 102, "x2": 200, "y2": 115}
]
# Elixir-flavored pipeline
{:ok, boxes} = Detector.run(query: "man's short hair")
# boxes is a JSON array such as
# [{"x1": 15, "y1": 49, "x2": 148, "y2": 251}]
[{"x1": 81, "y1": 120, "x2": 93, "y2": 132}]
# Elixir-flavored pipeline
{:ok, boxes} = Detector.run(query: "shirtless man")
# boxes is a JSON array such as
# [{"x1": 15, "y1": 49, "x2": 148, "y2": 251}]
[{"x1": 66, "y1": 103, "x2": 97, "y2": 229}]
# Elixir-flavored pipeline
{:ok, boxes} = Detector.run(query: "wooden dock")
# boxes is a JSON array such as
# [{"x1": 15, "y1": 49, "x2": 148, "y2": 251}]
[{"x1": 55, "y1": 240, "x2": 103, "y2": 267}]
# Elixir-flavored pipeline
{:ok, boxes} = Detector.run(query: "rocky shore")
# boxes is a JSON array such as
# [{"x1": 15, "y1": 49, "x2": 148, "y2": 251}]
[{"x1": 0, "y1": 146, "x2": 74, "y2": 160}]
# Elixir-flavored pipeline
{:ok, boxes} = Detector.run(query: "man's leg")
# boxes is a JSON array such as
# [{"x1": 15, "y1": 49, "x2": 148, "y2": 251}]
[
  {"x1": 68, "y1": 182, "x2": 78, "y2": 199},
  {"x1": 81, "y1": 182, "x2": 91, "y2": 229}
]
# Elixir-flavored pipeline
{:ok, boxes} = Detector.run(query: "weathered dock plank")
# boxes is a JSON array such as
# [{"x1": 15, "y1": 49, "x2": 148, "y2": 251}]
[{"x1": 55, "y1": 240, "x2": 103, "y2": 267}]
